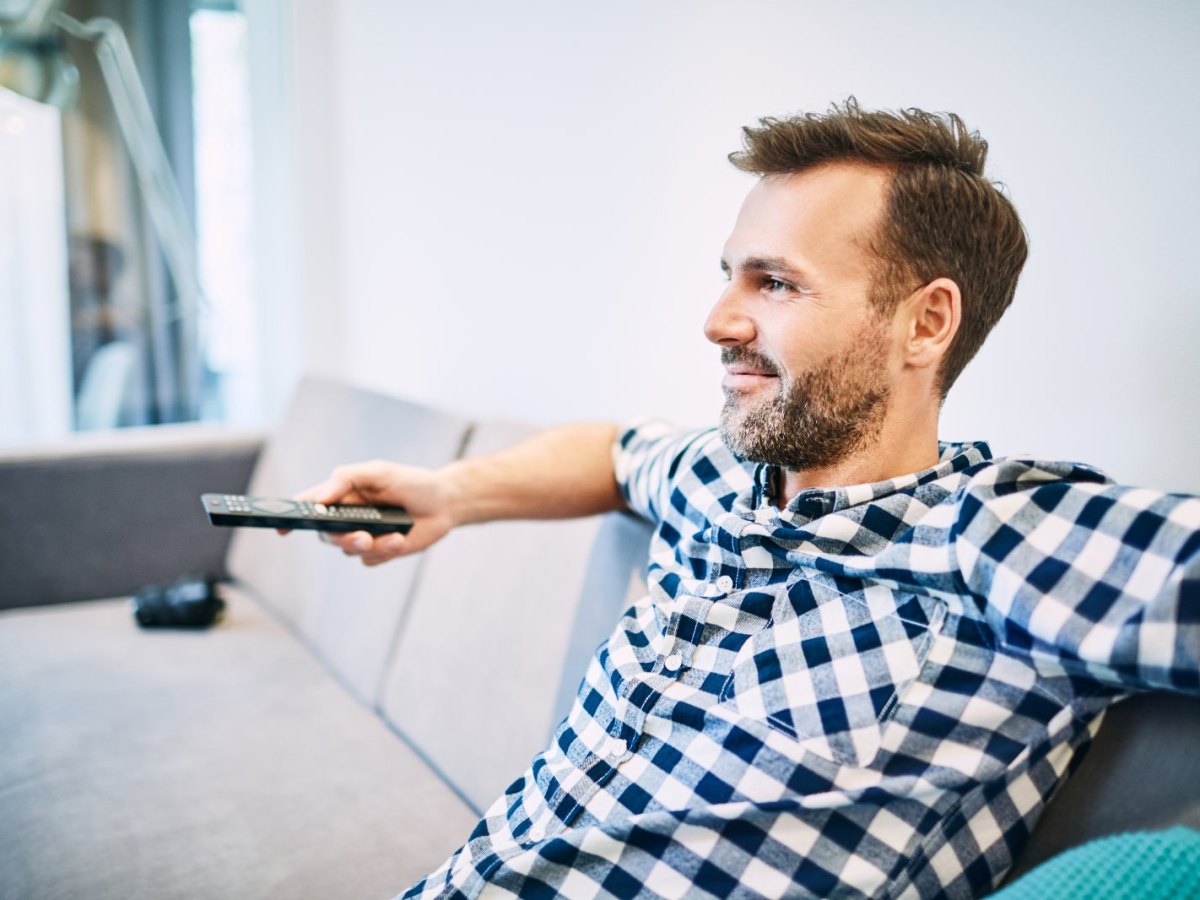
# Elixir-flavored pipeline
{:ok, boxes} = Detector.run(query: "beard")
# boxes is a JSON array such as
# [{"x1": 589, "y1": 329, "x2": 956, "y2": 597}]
[{"x1": 718, "y1": 324, "x2": 892, "y2": 472}]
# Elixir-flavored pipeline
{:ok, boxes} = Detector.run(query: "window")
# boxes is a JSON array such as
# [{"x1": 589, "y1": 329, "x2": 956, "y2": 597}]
[
  {"x1": 191, "y1": 2, "x2": 257, "y2": 424},
  {"x1": 0, "y1": 0, "x2": 257, "y2": 444},
  {"x1": 0, "y1": 88, "x2": 72, "y2": 442}
]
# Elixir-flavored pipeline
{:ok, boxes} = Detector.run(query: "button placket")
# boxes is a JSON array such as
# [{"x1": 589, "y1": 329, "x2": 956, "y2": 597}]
[
  {"x1": 657, "y1": 632, "x2": 680, "y2": 674},
  {"x1": 654, "y1": 608, "x2": 678, "y2": 673},
  {"x1": 658, "y1": 595, "x2": 706, "y2": 675},
  {"x1": 601, "y1": 734, "x2": 629, "y2": 762},
  {"x1": 612, "y1": 693, "x2": 631, "y2": 729},
  {"x1": 607, "y1": 679, "x2": 654, "y2": 754}
]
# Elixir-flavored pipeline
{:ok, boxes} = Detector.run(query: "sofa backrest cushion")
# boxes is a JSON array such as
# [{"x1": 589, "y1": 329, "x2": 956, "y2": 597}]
[
  {"x1": 378, "y1": 420, "x2": 653, "y2": 813},
  {"x1": 1006, "y1": 692, "x2": 1200, "y2": 880},
  {"x1": 0, "y1": 425, "x2": 260, "y2": 610},
  {"x1": 227, "y1": 376, "x2": 470, "y2": 705}
]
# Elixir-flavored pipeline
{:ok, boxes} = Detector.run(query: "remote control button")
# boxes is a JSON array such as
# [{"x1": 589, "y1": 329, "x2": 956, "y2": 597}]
[{"x1": 253, "y1": 499, "x2": 296, "y2": 515}]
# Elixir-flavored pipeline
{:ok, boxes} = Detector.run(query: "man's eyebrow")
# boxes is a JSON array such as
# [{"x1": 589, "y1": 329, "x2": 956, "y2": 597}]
[
  {"x1": 743, "y1": 256, "x2": 809, "y2": 278},
  {"x1": 724, "y1": 255, "x2": 812, "y2": 281}
]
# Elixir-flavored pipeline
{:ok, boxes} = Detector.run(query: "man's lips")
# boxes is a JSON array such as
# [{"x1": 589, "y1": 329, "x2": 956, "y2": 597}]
[
  {"x1": 720, "y1": 348, "x2": 780, "y2": 390},
  {"x1": 727, "y1": 365, "x2": 777, "y2": 376},
  {"x1": 723, "y1": 367, "x2": 779, "y2": 390}
]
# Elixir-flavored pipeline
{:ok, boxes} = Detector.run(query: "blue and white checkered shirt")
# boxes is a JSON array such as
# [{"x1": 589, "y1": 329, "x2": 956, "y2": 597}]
[{"x1": 406, "y1": 422, "x2": 1200, "y2": 899}]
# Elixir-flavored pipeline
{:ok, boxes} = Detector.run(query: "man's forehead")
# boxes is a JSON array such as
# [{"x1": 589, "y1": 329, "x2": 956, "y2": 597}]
[{"x1": 723, "y1": 163, "x2": 891, "y2": 270}]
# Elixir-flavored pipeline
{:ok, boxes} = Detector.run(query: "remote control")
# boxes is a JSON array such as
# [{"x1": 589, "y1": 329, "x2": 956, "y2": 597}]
[{"x1": 201, "y1": 493, "x2": 413, "y2": 535}]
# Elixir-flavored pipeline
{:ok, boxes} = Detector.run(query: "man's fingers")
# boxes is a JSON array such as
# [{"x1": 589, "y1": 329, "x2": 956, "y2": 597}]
[
  {"x1": 297, "y1": 461, "x2": 395, "y2": 506},
  {"x1": 358, "y1": 534, "x2": 407, "y2": 563},
  {"x1": 375, "y1": 533, "x2": 407, "y2": 556},
  {"x1": 329, "y1": 531, "x2": 373, "y2": 554},
  {"x1": 307, "y1": 524, "x2": 413, "y2": 565},
  {"x1": 295, "y1": 476, "x2": 351, "y2": 505},
  {"x1": 351, "y1": 533, "x2": 409, "y2": 566},
  {"x1": 283, "y1": 476, "x2": 354, "y2": 535},
  {"x1": 325, "y1": 530, "x2": 408, "y2": 556}
]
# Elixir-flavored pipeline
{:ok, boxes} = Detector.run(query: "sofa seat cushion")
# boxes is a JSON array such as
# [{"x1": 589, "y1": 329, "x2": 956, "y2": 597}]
[{"x1": 0, "y1": 587, "x2": 475, "y2": 900}]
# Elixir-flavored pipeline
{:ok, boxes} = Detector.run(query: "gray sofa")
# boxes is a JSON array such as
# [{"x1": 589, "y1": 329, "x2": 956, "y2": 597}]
[{"x1": 2, "y1": 376, "x2": 1197, "y2": 899}]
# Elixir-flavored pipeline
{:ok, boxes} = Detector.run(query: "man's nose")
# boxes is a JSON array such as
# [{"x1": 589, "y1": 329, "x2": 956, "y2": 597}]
[{"x1": 703, "y1": 288, "x2": 755, "y2": 347}]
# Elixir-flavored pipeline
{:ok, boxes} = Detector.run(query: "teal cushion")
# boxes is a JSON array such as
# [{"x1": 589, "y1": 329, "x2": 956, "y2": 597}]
[{"x1": 995, "y1": 827, "x2": 1200, "y2": 900}]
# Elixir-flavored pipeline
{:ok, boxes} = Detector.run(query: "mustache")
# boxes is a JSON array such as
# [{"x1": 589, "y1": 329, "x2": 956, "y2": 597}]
[{"x1": 720, "y1": 347, "x2": 780, "y2": 377}]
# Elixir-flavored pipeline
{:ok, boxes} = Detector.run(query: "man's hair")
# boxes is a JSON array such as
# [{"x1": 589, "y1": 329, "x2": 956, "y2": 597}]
[{"x1": 729, "y1": 98, "x2": 1028, "y2": 398}]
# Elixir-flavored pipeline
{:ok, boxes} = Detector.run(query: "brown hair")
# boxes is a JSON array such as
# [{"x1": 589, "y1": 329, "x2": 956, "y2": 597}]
[{"x1": 729, "y1": 98, "x2": 1028, "y2": 398}]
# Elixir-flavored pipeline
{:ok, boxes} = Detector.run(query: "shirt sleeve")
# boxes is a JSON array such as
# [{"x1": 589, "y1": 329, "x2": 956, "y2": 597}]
[
  {"x1": 954, "y1": 458, "x2": 1200, "y2": 694},
  {"x1": 612, "y1": 420, "x2": 712, "y2": 525}
]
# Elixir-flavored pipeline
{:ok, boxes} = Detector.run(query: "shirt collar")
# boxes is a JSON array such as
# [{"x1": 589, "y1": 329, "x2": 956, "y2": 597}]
[{"x1": 751, "y1": 440, "x2": 993, "y2": 520}]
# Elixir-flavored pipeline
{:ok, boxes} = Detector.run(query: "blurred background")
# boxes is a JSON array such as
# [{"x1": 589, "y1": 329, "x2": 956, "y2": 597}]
[{"x1": 1, "y1": 0, "x2": 1197, "y2": 492}]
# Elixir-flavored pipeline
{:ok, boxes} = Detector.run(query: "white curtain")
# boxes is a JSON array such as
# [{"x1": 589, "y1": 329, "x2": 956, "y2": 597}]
[{"x1": 0, "y1": 87, "x2": 72, "y2": 446}]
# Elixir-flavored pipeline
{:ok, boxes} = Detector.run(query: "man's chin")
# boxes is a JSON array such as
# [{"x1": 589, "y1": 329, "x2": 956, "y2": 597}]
[
  {"x1": 717, "y1": 413, "x2": 766, "y2": 463},
  {"x1": 721, "y1": 390, "x2": 771, "y2": 418}
]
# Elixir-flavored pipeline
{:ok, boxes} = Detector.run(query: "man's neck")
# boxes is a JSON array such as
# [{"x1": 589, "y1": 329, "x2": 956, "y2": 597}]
[{"x1": 776, "y1": 411, "x2": 942, "y2": 506}]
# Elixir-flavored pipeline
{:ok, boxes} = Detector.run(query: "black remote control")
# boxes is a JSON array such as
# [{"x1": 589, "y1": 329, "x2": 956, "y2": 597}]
[{"x1": 201, "y1": 493, "x2": 413, "y2": 535}]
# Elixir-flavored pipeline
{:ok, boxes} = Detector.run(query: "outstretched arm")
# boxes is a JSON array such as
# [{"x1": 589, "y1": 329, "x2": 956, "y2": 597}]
[
  {"x1": 292, "y1": 422, "x2": 626, "y2": 566},
  {"x1": 957, "y1": 460, "x2": 1200, "y2": 694}
]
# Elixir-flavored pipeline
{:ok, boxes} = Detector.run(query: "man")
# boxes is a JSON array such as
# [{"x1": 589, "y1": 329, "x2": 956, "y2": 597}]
[{"x1": 296, "y1": 100, "x2": 1199, "y2": 898}]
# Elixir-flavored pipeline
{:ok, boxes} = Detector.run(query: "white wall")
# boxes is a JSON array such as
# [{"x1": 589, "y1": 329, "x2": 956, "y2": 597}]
[{"x1": 264, "y1": 0, "x2": 1200, "y2": 493}]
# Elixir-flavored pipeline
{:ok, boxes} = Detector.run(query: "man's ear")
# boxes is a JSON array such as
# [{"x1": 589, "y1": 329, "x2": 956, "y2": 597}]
[{"x1": 901, "y1": 277, "x2": 961, "y2": 371}]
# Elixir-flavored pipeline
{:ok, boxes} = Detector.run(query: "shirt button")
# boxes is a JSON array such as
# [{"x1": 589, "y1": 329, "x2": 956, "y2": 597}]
[
  {"x1": 602, "y1": 736, "x2": 627, "y2": 760},
  {"x1": 716, "y1": 575, "x2": 734, "y2": 592},
  {"x1": 663, "y1": 652, "x2": 683, "y2": 673},
  {"x1": 527, "y1": 824, "x2": 545, "y2": 843}
]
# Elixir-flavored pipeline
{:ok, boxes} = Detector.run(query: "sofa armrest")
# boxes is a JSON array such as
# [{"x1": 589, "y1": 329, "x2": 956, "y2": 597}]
[{"x1": 0, "y1": 424, "x2": 264, "y2": 611}]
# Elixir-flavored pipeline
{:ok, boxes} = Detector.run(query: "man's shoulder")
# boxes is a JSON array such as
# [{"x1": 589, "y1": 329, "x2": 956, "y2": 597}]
[
  {"x1": 617, "y1": 420, "x2": 730, "y2": 475},
  {"x1": 959, "y1": 453, "x2": 1114, "y2": 493},
  {"x1": 616, "y1": 420, "x2": 757, "y2": 512}
]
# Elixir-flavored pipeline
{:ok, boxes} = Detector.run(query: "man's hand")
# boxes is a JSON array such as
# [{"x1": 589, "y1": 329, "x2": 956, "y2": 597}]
[
  {"x1": 291, "y1": 461, "x2": 457, "y2": 566},
  {"x1": 285, "y1": 422, "x2": 627, "y2": 568}
]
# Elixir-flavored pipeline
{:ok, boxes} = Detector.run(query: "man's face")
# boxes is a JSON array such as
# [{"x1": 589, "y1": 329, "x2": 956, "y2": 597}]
[{"x1": 705, "y1": 164, "x2": 900, "y2": 472}]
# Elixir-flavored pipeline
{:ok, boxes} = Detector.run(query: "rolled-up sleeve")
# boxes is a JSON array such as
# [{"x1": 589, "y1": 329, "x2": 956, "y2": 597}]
[{"x1": 612, "y1": 420, "x2": 712, "y2": 526}]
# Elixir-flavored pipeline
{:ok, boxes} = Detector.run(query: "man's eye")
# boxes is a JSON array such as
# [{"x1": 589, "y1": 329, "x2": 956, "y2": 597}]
[{"x1": 763, "y1": 277, "x2": 793, "y2": 293}]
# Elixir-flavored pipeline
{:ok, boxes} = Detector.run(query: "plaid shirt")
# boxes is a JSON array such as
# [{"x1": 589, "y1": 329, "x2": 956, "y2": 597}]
[{"x1": 405, "y1": 422, "x2": 1200, "y2": 899}]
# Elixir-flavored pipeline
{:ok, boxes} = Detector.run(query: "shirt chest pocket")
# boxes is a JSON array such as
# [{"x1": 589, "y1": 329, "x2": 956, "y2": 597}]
[{"x1": 720, "y1": 578, "x2": 945, "y2": 768}]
